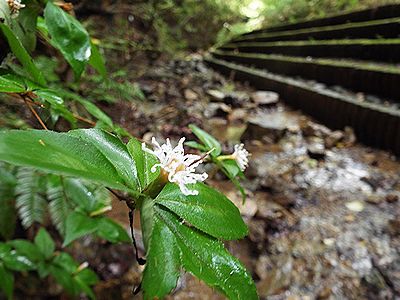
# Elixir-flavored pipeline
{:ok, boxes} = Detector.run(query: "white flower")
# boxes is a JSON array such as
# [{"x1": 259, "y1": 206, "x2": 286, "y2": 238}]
[
  {"x1": 232, "y1": 144, "x2": 250, "y2": 171},
  {"x1": 7, "y1": 0, "x2": 25, "y2": 18},
  {"x1": 142, "y1": 137, "x2": 208, "y2": 196}
]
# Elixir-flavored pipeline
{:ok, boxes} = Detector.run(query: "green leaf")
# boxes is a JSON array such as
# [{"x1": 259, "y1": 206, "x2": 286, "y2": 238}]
[
  {"x1": 44, "y1": 2, "x2": 91, "y2": 79},
  {"x1": 155, "y1": 207, "x2": 258, "y2": 300},
  {"x1": 185, "y1": 140, "x2": 208, "y2": 152},
  {"x1": 34, "y1": 228, "x2": 55, "y2": 260},
  {"x1": 9, "y1": 240, "x2": 44, "y2": 262},
  {"x1": 0, "y1": 129, "x2": 129, "y2": 191},
  {"x1": 140, "y1": 197, "x2": 155, "y2": 251},
  {"x1": 0, "y1": 166, "x2": 16, "y2": 239},
  {"x1": 155, "y1": 183, "x2": 247, "y2": 240},
  {"x1": 63, "y1": 212, "x2": 97, "y2": 247},
  {"x1": 142, "y1": 201, "x2": 181, "y2": 300},
  {"x1": 127, "y1": 138, "x2": 159, "y2": 191},
  {"x1": 0, "y1": 23, "x2": 46, "y2": 85},
  {"x1": 221, "y1": 159, "x2": 241, "y2": 178},
  {"x1": 49, "y1": 265, "x2": 77, "y2": 295},
  {"x1": 189, "y1": 124, "x2": 221, "y2": 157},
  {"x1": 10, "y1": 2, "x2": 40, "y2": 52},
  {"x1": 35, "y1": 89, "x2": 76, "y2": 124},
  {"x1": 0, "y1": 73, "x2": 27, "y2": 93},
  {"x1": 0, "y1": 263, "x2": 13, "y2": 300},
  {"x1": 88, "y1": 41, "x2": 106, "y2": 77},
  {"x1": 69, "y1": 129, "x2": 140, "y2": 191},
  {"x1": 2, "y1": 251, "x2": 35, "y2": 271},
  {"x1": 96, "y1": 217, "x2": 130, "y2": 243},
  {"x1": 63, "y1": 178, "x2": 111, "y2": 214}
]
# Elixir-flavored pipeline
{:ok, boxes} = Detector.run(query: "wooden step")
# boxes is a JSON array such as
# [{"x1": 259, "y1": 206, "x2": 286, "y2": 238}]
[
  {"x1": 220, "y1": 39, "x2": 400, "y2": 63},
  {"x1": 205, "y1": 57, "x2": 400, "y2": 155},
  {"x1": 244, "y1": 4, "x2": 400, "y2": 36},
  {"x1": 212, "y1": 50, "x2": 400, "y2": 102},
  {"x1": 234, "y1": 17, "x2": 400, "y2": 43}
]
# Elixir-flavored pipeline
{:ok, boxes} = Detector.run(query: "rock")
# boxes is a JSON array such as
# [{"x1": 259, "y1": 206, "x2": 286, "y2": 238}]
[
  {"x1": 251, "y1": 91, "x2": 279, "y2": 107},
  {"x1": 343, "y1": 126, "x2": 356, "y2": 145},
  {"x1": 223, "y1": 91, "x2": 249, "y2": 107},
  {"x1": 307, "y1": 142, "x2": 326, "y2": 160},
  {"x1": 325, "y1": 130, "x2": 345, "y2": 148},
  {"x1": 206, "y1": 89, "x2": 225, "y2": 101},
  {"x1": 345, "y1": 201, "x2": 365, "y2": 212},
  {"x1": 366, "y1": 194, "x2": 384, "y2": 204},
  {"x1": 203, "y1": 102, "x2": 231, "y2": 118},
  {"x1": 386, "y1": 193, "x2": 399, "y2": 203},
  {"x1": 184, "y1": 89, "x2": 197, "y2": 101},
  {"x1": 300, "y1": 119, "x2": 331, "y2": 138},
  {"x1": 242, "y1": 111, "x2": 297, "y2": 141},
  {"x1": 388, "y1": 219, "x2": 400, "y2": 236}
]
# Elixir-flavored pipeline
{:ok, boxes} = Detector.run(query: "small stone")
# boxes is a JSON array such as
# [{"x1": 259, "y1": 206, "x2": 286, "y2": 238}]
[
  {"x1": 206, "y1": 89, "x2": 225, "y2": 101},
  {"x1": 345, "y1": 201, "x2": 365, "y2": 212},
  {"x1": 251, "y1": 91, "x2": 279, "y2": 106},
  {"x1": 323, "y1": 238, "x2": 336, "y2": 247},
  {"x1": 344, "y1": 214, "x2": 356, "y2": 222},
  {"x1": 366, "y1": 194, "x2": 384, "y2": 204},
  {"x1": 325, "y1": 130, "x2": 344, "y2": 148},
  {"x1": 386, "y1": 194, "x2": 399, "y2": 203},
  {"x1": 184, "y1": 89, "x2": 197, "y2": 101},
  {"x1": 388, "y1": 219, "x2": 400, "y2": 235},
  {"x1": 307, "y1": 141, "x2": 326, "y2": 160}
]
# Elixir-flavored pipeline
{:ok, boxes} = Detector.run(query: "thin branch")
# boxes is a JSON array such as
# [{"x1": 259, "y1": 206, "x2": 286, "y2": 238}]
[
  {"x1": 22, "y1": 96, "x2": 48, "y2": 130},
  {"x1": 129, "y1": 210, "x2": 146, "y2": 265}
]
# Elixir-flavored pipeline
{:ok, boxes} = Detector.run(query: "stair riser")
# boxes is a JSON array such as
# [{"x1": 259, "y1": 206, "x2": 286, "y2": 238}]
[
  {"x1": 237, "y1": 22, "x2": 400, "y2": 43},
  {"x1": 206, "y1": 58, "x2": 400, "y2": 156},
  {"x1": 220, "y1": 43, "x2": 400, "y2": 63},
  {"x1": 244, "y1": 4, "x2": 400, "y2": 36},
  {"x1": 213, "y1": 52, "x2": 400, "y2": 102}
]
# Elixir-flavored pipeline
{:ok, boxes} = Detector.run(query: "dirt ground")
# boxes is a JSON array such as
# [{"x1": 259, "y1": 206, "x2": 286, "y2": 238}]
[{"x1": 78, "y1": 56, "x2": 400, "y2": 299}]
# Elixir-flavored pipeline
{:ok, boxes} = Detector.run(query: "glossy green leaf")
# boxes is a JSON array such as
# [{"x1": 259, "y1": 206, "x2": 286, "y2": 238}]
[
  {"x1": 88, "y1": 42, "x2": 106, "y2": 77},
  {"x1": 0, "y1": 263, "x2": 13, "y2": 300},
  {"x1": 0, "y1": 129, "x2": 128, "y2": 191},
  {"x1": 34, "y1": 228, "x2": 55, "y2": 260},
  {"x1": 155, "y1": 183, "x2": 247, "y2": 240},
  {"x1": 62, "y1": 178, "x2": 108, "y2": 214},
  {"x1": 142, "y1": 201, "x2": 181, "y2": 300},
  {"x1": 155, "y1": 207, "x2": 258, "y2": 300},
  {"x1": 10, "y1": 2, "x2": 40, "y2": 52},
  {"x1": 140, "y1": 197, "x2": 155, "y2": 251},
  {"x1": 9, "y1": 240, "x2": 43, "y2": 262},
  {"x1": 189, "y1": 124, "x2": 221, "y2": 157},
  {"x1": 63, "y1": 212, "x2": 97, "y2": 247},
  {"x1": 35, "y1": 89, "x2": 75, "y2": 124},
  {"x1": 0, "y1": 23, "x2": 46, "y2": 85},
  {"x1": 2, "y1": 251, "x2": 35, "y2": 271},
  {"x1": 96, "y1": 218, "x2": 130, "y2": 243},
  {"x1": 44, "y1": 2, "x2": 91, "y2": 79},
  {"x1": 127, "y1": 138, "x2": 160, "y2": 191},
  {"x1": 0, "y1": 73, "x2": 26, "y2": 93},
  {"x1": 69, "y1": 129, "x2": 140, "y2": 191}
]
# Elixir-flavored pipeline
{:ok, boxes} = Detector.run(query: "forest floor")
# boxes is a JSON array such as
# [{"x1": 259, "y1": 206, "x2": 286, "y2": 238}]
[{"x1": 70, "y1": 56, "x2": 400, "y2": 300}]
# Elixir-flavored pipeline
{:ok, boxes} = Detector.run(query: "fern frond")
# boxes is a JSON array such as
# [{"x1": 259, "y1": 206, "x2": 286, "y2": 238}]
[
  {"x1": 15, "y1": 168, "x2": 48, "y2": 228},
  {"x1": 47, "y1": 176, "x2": 73, "y2": 236}
]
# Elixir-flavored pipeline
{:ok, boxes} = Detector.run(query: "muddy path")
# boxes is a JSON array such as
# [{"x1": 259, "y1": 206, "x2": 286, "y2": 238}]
[{"x1": 88, "y1": 56, "x2": 400, "y2": 300}]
